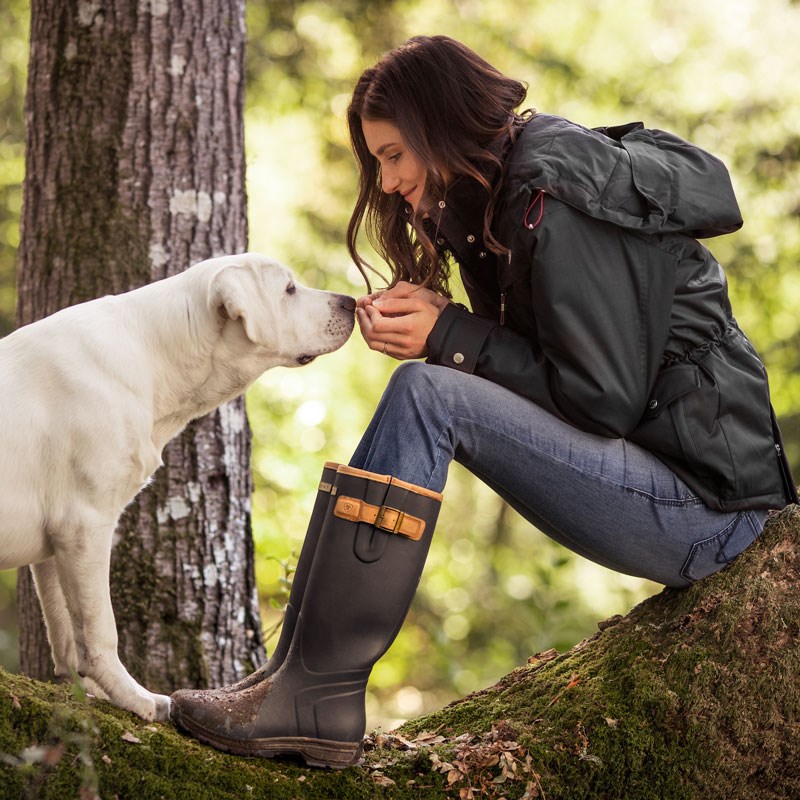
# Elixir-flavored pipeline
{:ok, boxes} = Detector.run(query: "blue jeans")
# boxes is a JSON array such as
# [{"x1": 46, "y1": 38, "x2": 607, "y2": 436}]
[{"x1": 349, "y1": 362, "x2": 765, "y2": 587}]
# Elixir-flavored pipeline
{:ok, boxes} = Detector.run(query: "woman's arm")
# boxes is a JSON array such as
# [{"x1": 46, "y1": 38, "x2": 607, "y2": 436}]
[{"x1": 427, "y1": 202, "x2": 677, "y2": 438}]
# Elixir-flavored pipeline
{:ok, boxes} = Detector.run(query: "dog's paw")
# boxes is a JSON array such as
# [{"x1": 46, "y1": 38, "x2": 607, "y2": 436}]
[
  {"x1": 131, "y1": 691, "x2": 172, "y2": 722},
  {"x1": 152, "y1": 693, "x2": 172, "y2": 722}
]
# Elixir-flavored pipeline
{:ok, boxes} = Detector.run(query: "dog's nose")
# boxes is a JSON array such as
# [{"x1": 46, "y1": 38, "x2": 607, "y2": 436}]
[{"x1": 339, "y1": 295, "x2": 356, "y2": 313}]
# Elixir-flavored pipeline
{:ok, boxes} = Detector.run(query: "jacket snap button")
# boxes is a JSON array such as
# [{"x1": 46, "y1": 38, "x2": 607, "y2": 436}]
[
  {"x1": 648, "y1": 399, "x2": 658, "y2": 411},
  {"x1": 467, "y1": 234, "x2": 475, "y2": 243},
  {"x1": 438, "y1": 200, "x2": 446, "y2": 209},
  {"x1": 453, "y1": 352, "x2": 465, "y2": 365},
  {"x1": 479, "y1": 251, "x2": 486, "y2": 258}
]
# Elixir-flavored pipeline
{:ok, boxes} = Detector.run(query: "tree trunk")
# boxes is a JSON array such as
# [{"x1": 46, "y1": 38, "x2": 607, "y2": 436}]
[
  {"x1": 16, "y1": 0, "x2": 265, "y2": 689},
  {"x1": 1, "y1": 505, "x2": 798, "y2": 799}
]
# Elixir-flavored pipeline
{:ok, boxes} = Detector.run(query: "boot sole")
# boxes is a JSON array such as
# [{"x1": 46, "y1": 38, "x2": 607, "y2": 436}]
[{"x1": 174, "y1": 711, "x2": 363, "y2": 769}]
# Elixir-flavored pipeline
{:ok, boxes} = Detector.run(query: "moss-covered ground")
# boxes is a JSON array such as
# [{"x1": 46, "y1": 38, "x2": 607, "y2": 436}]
[{"x1": 2, "y1": 505, "x2": 798, "y2": 799}]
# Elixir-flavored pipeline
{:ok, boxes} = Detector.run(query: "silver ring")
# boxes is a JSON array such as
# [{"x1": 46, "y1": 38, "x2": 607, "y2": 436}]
[{"x1": 382, "y1": 342, "x2": 388, "y2": 355}]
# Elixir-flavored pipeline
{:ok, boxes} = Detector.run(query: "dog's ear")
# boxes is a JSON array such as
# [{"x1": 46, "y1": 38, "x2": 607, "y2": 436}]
[{"x1": 210, "y1": 266, "x2": 265, "y2": 344}]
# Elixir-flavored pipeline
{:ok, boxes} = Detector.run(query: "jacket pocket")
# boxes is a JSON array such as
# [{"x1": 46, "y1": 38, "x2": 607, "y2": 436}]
[
  {"x1": 642, "y1": 364, "x2": 700, "y2": 421},
  {"x1": 634, "y1": 361, "x2": 727, "y2": 476},
  {"x1": 630, "y1": 360, "x2": 733, "y2": 505},
  {"x1": 631, "y1": 326, "x2": 783, "y2": 511},
  {"x1": 673, "y1": 356, "x2": 734, "y2": 480}
]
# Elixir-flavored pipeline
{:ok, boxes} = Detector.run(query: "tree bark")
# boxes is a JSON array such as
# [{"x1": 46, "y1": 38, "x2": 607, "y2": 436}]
[
  {"x1": 1, "y1": 505, "x2": 798, "y2": 799},
  {"x1": 16, "y1": 0, "x2": 265, "y2": 688}
]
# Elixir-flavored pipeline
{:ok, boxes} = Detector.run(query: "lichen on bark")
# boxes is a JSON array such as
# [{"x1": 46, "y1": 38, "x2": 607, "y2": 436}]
[{"x1": 2, "y1": 504, "x2": 798, "y2": 799}]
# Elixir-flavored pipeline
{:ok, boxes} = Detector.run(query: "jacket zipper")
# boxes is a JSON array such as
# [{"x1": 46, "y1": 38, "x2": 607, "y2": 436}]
[
  {"x1": 776, "y1": 441, "x2": 797, "y2": 504},
  {"x1": 500, "y1": 253, "x2": 510, "y2": 326}
]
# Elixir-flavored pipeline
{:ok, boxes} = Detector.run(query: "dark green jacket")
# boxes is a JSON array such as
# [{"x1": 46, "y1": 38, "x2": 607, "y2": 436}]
[{"x1": 426, "y1": 114, "x2": 797, "y2": 512}]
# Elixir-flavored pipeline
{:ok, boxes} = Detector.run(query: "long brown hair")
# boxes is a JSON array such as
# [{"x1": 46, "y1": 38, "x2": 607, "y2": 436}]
[{"x1": 346, "y1": 35, "x2": 531, "y2": 295}]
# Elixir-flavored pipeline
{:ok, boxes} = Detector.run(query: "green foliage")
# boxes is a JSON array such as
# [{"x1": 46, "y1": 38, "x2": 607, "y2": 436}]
[
  {"x1": 0, "y1": 571, "x2": 17, "y2": 673},
  {"x1": 0, "y1": 0, "x2": 27, "y2": 335},
  {"x1": 243, "y1": 0, "x2": 800, "y2": 730},
  {"x1": 1, "y1": 0, "x2": 798, "y2": 736}
]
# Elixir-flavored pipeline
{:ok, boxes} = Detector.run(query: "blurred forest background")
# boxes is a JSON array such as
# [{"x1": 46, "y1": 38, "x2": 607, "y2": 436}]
[{"x1": 0, "y1": 0, "x2": 798, "y2": 730}]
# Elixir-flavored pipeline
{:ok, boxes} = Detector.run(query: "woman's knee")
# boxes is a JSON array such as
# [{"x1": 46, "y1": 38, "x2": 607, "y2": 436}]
[
  {"x1": 375, "y1": 362, "x2": 453, "y2": 425},
  {"x1": 386, "y1": 361, "x2": 441, "y2": 399}
]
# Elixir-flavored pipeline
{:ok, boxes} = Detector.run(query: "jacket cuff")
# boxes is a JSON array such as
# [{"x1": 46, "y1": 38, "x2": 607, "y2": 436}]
[{"x1": 426, "y1": 303, "x2": 497, "y2": 373}]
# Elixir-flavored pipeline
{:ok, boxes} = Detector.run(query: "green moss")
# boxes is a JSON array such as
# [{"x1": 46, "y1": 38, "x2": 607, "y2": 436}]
[
  {"x1": 396, "y1": 505, "x2": 800, "y2": 800},
  {"x1": 2, "y1": 507, "x2": 799, "y2": 798}
]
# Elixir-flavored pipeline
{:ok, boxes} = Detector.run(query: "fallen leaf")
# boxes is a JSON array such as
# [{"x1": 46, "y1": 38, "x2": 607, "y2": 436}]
[
  {"x1": 605, "y1": 717, "x2": 618, "y2": 728},
  {"x1": 566, "y1": 673, "x2": 580, "y2": 689},
  {"x1": 413, "y1": 729, "x2": 446, "y2": 745},
  {"x1": 10, "y1": 694, "x2": 21, "y2": 710},
  {"x1": 390, "y1": 732, "x2": 417, "y2": 750},
  {"x1": 429, "y1": 752, "x2": 454, "y2": 773},
  {"x1": 447, "y1": 768, "x2": 463, "y2": 785},
  {"x1": 121, "y1": 732, "x2": 141, "y2": 744}
]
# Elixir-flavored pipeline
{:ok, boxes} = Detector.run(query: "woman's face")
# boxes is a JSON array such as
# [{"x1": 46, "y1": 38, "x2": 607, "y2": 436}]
[{"x1": 361, "y1": 118, "x2": 427, "y2": 212}]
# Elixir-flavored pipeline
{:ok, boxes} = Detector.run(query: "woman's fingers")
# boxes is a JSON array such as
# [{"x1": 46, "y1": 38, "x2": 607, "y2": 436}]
[
  {"x1": 356, "y1": 290, "x2": 384, "y2": 309},
  {"x1": 356, "y1": 299, "x2": 441, "y2": 360}
]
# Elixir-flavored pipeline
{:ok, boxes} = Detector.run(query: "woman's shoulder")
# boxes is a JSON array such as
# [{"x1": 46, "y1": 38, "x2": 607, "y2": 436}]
[
  {"x1": 505, "y1": 113, "x2": 623, "y2": 185},
  {"x1": 504, "y1": 114, "x2": 741, "y2": 239}
]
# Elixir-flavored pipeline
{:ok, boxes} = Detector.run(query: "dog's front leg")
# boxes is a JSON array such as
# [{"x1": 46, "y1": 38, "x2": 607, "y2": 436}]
[{"x1": 53, "y1": 526, "x2": 171, "y2": 722}]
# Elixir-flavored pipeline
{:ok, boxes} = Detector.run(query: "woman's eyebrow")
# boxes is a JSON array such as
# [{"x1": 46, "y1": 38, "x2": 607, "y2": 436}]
[{"x1": 375, "y1": 142, "x2": 400, "y2": 156}]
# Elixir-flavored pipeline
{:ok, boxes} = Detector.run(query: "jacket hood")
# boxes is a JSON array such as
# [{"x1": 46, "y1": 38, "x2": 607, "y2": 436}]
[{"x1": 505, "y1": 114, "x2": 743, "y2": 238}]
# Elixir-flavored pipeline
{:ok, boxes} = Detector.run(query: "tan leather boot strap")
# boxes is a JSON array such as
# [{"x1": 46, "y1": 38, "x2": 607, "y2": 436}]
[{"x1": 333, "y1": 496, "x2": 425, "y2": 541}]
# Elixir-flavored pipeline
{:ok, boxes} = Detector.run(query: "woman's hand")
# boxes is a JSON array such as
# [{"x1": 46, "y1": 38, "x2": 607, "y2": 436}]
[{"x1": 356, "y1": 281, "x2": 450, "y2": 360}]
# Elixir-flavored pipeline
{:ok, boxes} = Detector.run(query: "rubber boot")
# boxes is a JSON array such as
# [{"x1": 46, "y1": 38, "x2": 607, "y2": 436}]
[
  {"x1": 170, "y1": 464, "x2": 442, "y2": 768},
  {"x1": 197, "y1": 462, "x2": 340, "y2": 697}
]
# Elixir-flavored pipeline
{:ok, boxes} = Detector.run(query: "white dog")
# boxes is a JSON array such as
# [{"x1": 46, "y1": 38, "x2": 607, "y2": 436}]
[{"x1": 0, "y1": 253, "x2": 355, "y2": 722}]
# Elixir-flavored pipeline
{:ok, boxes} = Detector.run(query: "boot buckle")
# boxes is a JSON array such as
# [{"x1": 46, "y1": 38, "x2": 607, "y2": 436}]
[
  {"x1": 375, "y1": 505, "x2": 405, "y2": 534},
  {"x1": 334, "y1": 495, "x2": 426, "y2": 541}
]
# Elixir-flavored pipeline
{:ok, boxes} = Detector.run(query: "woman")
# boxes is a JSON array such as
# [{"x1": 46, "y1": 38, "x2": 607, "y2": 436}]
[{"x1": 171, "y1": 35, "x2": 797, "y2": 767}]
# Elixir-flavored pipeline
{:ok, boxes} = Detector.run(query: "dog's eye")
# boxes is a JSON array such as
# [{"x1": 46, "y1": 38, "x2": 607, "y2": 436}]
[{"x1": 286, "y1": 283, "x2": 296, "y2": 295}]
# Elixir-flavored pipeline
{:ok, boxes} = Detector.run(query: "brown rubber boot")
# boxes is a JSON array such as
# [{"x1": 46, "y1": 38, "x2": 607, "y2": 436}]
[{"x1": 170, "y1": 465, "x2": 442, "y2": 768}]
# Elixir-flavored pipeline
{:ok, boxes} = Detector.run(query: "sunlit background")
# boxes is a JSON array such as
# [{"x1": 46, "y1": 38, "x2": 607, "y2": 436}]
[{"x1": 1, "y1": 0, "x2": 799, "y2": 731}]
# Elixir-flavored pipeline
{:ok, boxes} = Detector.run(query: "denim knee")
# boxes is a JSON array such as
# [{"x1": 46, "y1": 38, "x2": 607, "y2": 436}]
[
  {"x1": 389, "y1": 360, "x2": 437, "y2": 388},
  {"x1": 349, "y1": 362, "x2": 455, "y2": 489},
  {"x1": 384, "y1": 361, "x2": 444, "y2": 410}
]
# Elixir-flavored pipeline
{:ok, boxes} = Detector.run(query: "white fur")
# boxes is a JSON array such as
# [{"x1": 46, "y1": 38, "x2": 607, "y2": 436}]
[{"x1": 0, "y1": 253, "x2": 354, "y2": 721}]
